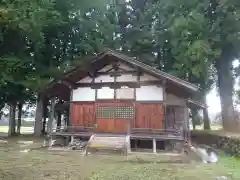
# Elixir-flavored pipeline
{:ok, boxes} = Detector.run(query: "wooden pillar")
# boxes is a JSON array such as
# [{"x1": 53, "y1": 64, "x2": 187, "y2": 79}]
[
  {"x1": 162, "y1": 79, "x2": 167, "y2": 130},
  {"x1": 70, "y1": 135, "x2": 75, "y2": 143},
  {"x1": 153, "y1": 138, "x2": 157, "y2": 153},
  {"x1": 34, "y1": 95, "x2": 44, "y2": 136},
  {"x1": 126, "y1": 119, "x2": 131, "y2": 153},
  {"x1": 56, "y1": 111, "x2": 61, "y2": 131},
  {"x1": 134, "y1": 140, "x2": 138, "y2": 149},
  {"x1": 126, "y1": 135, "x2": 131, "y2": 153},
  {"x1": 68, "y1": 91, "x2": 73, "y2": 127},
  {"x1": 185, "y1": 101, "x2": 190, "y2": 143},
  {"x1": 47, "y1": 98, "x2": 55, "y2": 134}
]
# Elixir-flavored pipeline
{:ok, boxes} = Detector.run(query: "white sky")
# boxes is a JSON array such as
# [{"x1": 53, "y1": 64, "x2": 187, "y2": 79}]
[
  {"x1": 207, "y1": 88, "x2": 221, "y2": 113},
  {"x1": 207, "y1": 60, "x2": 240, "y2": 113}
]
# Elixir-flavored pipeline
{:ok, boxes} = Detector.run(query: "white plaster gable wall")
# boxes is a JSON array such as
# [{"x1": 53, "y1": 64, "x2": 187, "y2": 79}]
[
  {"x1": 136, "y1": 85, "x2": 163, "y2": 101},
  {"x1": 95, "y1": 75, "x2": 114, "y2": 83},
  {"x1": 117, "y1": 74, "x2": 137, "y2": 82},
  {"x1": 97, "y1": 87, "x2": 114, "y2": 99},
  {"x1": 116, "y1": 88, "x2": 134, "y2": 99},
  {"x1": 72, "y1": 88, "x2": 95, "y2": 101}
]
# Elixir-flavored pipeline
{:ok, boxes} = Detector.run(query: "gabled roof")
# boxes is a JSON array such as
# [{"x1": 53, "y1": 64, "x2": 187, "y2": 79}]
[
  {"x1": 41, "y1": 49, "x2": 200, "y2": 97},
  {"x1": 104, "y1": 49, "x2": 199, "y2": 92}
]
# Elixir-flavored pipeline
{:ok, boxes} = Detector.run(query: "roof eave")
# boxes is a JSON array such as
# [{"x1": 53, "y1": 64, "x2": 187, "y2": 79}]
[{"x1": 105, "y1": 50, "x2": 200, "y2": 92}]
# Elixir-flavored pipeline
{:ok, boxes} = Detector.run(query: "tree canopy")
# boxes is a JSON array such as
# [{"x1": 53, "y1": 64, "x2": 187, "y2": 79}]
[{"x1": 1, "y1": 0, "x2": 240, "y2": 134}]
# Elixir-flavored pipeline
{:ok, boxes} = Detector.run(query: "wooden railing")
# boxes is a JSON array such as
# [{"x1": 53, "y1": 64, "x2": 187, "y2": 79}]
[
  {"x1": 131, "y1": 128, "x2": 185, "y2": 139},
  {"x1": 50, "y1": 126, "x2": 188, "y2": 141},
  {"x1": 51, "y1": 126, "x2": 95, "y2": 133}
]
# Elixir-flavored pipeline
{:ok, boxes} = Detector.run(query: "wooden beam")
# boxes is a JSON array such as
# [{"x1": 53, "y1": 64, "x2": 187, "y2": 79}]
[
  {"x1": 75, "y1": 80, "x2": 162, "y2": 89},
  {"x1": 96, "y1": 71, "x2": 138, "y2": 77},
  {"x1": 112, "y1": 61, "x2": 120, "y2": 71},
  {"x1": 58, "y1": 80, "x2": 75, "y2": 89}
]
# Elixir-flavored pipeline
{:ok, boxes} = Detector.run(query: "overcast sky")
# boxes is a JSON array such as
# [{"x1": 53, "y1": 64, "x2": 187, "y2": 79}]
[{"x1": 207, "y1": 60, "x2": 240, "y2": 114}]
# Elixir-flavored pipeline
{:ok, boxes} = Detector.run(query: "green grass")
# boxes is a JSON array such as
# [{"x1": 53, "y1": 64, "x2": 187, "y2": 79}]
[
  {"x1": 0, "y1": 136, "x2": 239, "y2": 180},
  {"x1": 0, "y1": 126, "x2": 33, "y2": 134},
  {"x1": 190, "y1": 125, "x2": 223, "y2": 131}
]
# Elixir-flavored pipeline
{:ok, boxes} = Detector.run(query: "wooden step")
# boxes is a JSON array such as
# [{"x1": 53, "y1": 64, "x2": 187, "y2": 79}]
[{"x1": 85, "y1": 134, "x2": 129, "y2": 156}]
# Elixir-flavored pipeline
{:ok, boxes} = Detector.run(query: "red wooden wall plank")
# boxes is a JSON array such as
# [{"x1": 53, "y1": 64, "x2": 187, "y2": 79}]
[
  {"x1": 115, "y1": 119, "x2": 128, "y2": 133},
  {"x1": 71, "y1": 103, "x2": 95, "y2": 127},
  {"x1": 71, "y1": 102, "x2": 164, "y2": 132},
  {"x1": 135, "y1": 103, "x2": 164, "y2": 129}
]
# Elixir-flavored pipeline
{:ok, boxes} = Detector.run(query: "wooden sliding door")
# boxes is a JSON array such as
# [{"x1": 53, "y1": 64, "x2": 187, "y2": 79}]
[
  {"x1": 135, "y1": 103, "x2": 164, "y2": 129},
  {"x1": 95, "y1": 101, "x2": 134, "y2": 133}
]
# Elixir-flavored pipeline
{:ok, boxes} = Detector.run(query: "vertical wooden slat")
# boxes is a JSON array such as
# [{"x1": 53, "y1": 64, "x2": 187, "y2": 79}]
[
  {"x1": 71, "y1": 103, "x2": 95, "y2": 127},
  {"x1": 135, "y1": 103, "x2": 164, "y2": 129}
]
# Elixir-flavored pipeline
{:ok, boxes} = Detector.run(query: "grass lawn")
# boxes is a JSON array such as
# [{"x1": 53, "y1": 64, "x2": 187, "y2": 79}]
[
  {"x1": 0, "y1": 126, "x2": 33, "y2": 134},
  {"x1": 0, "y1": 136, "x2": 239, "y2": 180},
  {"x1": 190, "y1": 125, "x2": 223, "y2": 131}
]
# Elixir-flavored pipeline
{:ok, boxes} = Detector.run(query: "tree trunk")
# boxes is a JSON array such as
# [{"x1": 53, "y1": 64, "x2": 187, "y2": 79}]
[
  {"x1": 34, "y1": 95, "x2": 43, "y2": 136},
  {"x1": 216, "y1": 55, "x2": 235, "y2": 131},
  {"x1": 17, "y1": 103, "x2": 23, "y2": 134},
  {"x1": 192, "y1": 121, "x2": 196, "y2": 130},
  {"x1": 8, "y1": 102, "x2": 16, "y2": 136},
  {"x1": 203, "y1": 96, "x2": 211, "y2": 130}
]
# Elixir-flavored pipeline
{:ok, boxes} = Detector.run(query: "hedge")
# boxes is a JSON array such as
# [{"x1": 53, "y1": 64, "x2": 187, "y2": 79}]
[{"x1": 191, "y1": 131, "x2": 240, "y2": 157}]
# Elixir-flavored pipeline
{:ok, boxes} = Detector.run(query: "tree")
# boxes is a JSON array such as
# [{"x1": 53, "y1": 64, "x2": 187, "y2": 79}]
[{"x1": 141, "y1": 0, "x2": 240, "y2": 131}]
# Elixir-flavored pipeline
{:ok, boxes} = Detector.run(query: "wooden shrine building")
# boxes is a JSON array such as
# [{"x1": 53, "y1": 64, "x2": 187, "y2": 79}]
[{"x1": 37, "y1": 49, "x2": 205, "y2": 152}]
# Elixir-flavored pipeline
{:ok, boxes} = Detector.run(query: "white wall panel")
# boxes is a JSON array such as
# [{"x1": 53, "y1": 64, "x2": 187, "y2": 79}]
[
  {"x1": 95, "y1": 75, "x2": 114, "y2": 83},
  {"x1": 72, "y1": 88, "x2": 95, "y2": 101},
  {"x1": 97, "y1": 87, "x2": 114, "y2": 99},
  {"x1": 116, "y1": 88, "x2": 134, "y2": 99},
  {"x1": 117, "y1": 74, "x2": 137, "y2": 82},
  {"x1": 136, "y1": 85, "x2": 163, "y2": 101}
]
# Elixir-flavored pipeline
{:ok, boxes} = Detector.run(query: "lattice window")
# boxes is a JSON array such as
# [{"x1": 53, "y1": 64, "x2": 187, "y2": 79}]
[
  {"x1": 96, "y1": 105, "x2": 135, "y2": 119},
  {"x1": 96, "y1": 106, "x2": 115, "y2": 118},
  {"x1": 115, "y1": 106, "x2": 135, "y2": 119}
]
